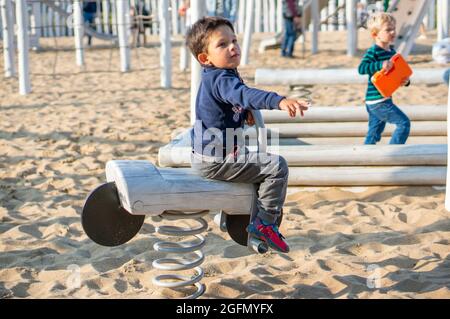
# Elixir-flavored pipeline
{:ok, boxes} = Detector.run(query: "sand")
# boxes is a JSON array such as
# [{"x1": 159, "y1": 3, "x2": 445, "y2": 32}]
[{"x1": 0, "y1": 30, "x2": 449, "y2": 299}]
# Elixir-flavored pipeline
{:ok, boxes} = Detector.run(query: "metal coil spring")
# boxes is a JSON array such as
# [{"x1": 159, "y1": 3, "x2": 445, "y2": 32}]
[{"x1": 152, "y1": 210, "x2": 208, "y2": 299}]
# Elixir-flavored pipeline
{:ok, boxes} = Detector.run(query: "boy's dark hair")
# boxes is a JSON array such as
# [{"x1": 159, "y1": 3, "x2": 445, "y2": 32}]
[{"x1": 186, "y1": 16, "x2": 235, "y2": 62}]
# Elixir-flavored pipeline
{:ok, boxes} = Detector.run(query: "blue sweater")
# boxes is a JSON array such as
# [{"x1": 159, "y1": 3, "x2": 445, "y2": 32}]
[{"x1": 192, "y1": 67, "x2": 285, "y2": 158}]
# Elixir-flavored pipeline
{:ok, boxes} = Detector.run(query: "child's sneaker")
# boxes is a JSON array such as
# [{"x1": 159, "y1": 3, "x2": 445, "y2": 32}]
[{"x1": 246, "y1": 217, "x2": 289, "y2": 253}]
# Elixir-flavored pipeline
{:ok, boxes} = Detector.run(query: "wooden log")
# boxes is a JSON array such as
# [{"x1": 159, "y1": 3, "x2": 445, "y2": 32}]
[
  {"x1": 241, "y1": 0, "x2": 254, "y2": 66},
  {"x1": 288, "y1": 166, "x2": 446, "y2": 186},
  {"x1": 73, "y1": 0, "x2": 84, "y2": 66},
  {"x1": 346, "y1": 0, "x2": 357, "y2": 56},
  {"x1": 268, "y1": 136, "x2": 448, "y2": 146},
  {"x1": 117, "y1": 0, "x2": 131, "y2": 72},
  {"x1": 16, "y1": 0, "x2": 31, "y2": 95},
  {"x1": 1, "y1": 0, "x2": 15, "y2": 77},
  {"x1": 261, "y1": 105, "x2": 447, "y2": 123},
  {"x1": 159, "y1": 0, "x2": 171, "y2": 88},
  {"x1": 261, "y1": 121, "x2": 446, "y2": 137},
  {"x1": 255, "y1": 68, "x2": 447, "y2": 85},
  {"x1": 158, "y1": 143, "x2": 446, "y2": 167},
  {"x1": 190, "y1": 0, "x2": 205, "y2": 124}
]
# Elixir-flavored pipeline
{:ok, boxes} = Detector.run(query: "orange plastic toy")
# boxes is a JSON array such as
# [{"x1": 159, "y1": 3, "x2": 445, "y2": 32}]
[{"x1": 371, "y1": 53, "x2": 413, "y2": 97}]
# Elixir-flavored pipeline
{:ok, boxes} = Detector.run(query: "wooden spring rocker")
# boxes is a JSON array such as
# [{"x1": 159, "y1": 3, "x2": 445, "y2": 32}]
[{"x1": 81, "y1": 109, "x2": 279, "y2": 298}]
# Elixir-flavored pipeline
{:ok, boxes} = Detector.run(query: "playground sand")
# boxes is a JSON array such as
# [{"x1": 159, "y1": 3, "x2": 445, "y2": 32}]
[{"x1": 0, "y1": 30, "x2": 449, "y2": 298}]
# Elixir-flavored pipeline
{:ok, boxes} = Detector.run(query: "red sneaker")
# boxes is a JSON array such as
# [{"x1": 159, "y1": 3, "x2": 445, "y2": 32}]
[{"x1": 246, "y1": 217, "x2": 290, "y2": 253}]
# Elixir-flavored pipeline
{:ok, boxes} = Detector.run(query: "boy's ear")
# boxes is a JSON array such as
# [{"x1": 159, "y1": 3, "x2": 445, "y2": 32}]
[
  {"x1": 371, "y1": 30, "x2": 378, "y2": 38},
  {"x1": 197, "y1": 53, "x2": 210, "y2": 65}
]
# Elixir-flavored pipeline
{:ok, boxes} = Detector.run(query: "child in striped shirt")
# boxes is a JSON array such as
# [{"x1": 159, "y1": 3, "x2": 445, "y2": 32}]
[{"x1": 358, "y1": 12, "x2": 411, "y2": 145}]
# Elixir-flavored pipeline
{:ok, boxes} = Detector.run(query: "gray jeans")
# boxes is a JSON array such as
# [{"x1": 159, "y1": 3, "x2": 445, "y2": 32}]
[{"x1": 191, "y1": 147, "x2": 289, "y2": 224}]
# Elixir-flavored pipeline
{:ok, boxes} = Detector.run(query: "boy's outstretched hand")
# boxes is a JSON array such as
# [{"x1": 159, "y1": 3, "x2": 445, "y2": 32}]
[{"x1": 279, "y1": 98, "x2": 310, "y2": 118}]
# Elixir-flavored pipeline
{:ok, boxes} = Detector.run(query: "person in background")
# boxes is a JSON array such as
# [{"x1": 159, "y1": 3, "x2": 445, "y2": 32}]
[
  {"x1": 358, "y1": 12, "x2": 411, "y2": 145},
  {"x1": 82, "y1": 1, "x2": 97, "y2": 46},
  {"x1": 281, "y1": 0, "x2": 302, "y2": 58}
]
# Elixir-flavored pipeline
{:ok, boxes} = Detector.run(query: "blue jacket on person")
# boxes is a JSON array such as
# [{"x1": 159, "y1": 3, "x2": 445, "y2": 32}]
[{"x1": 191, "y1": 67, "x2": 284, "y2": 158}]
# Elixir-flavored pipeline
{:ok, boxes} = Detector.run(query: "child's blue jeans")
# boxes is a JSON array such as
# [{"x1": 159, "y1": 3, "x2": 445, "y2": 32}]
[{"x1": 364, "y1": 99, "x2": 410, "y2": 144}]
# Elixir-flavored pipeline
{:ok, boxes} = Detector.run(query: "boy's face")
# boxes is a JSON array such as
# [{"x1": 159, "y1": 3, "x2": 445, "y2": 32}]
[
  {"x1": 198, "y1": 25, "x2": 241, "y2": 69},
  {"x1": 374, "y1": 22, "x2": 396, "y2": 45}
]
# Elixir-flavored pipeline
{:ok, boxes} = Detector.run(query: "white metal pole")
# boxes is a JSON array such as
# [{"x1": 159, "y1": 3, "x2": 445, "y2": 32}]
[
  {"x1": 437, "y1": 0, "x2": 449, "y2": 41},
  {"x1": 328, "y1": 0, "x2": 337, "y2": 30},
  {"x1": 346, "y1": 0, "x2": 357, "y2": 56},
  {"x1": 102, "y1": 0, "x2": 110, "y2": 34},
  {"x1": 311, "y1": 0, "x2": 319, "y2": 54},
  {"x1": 180, "y1": 2, "x2": 190, "y2": 71},
  {"x1": 117, "y1": 0, "x2": 131, "y2": 72},
  {"x1": 190, "y1": 0, "x2": 205, "y2": 125},
  {"x1": 276, "y1": 0, "x2": 283, "y2": 33},
  {"x1": 73, "y1": 0, "x2": 84, "y2": 66},
  {"x1": 16, "y1": 0, "x2": 31, "y2": 95},
  {"x1": 446, "y1": 75, "x2": 450, "y2": 211},
  {"x1": 159, "y1": 0, "x2": 172, "y2": 87},
  {"x1": 238, "y1": 0, "x2": 245, "y2": 33},
  {"x1": 1, "y1": 0, "x2": 15, "y2": 77},
  {"x1": 151, "y1": 0, "x2": 158, "y2": 34},
  {"x1": 255, "y1": 0, "x2": 261, "y2": 33},
  {"x1": 242, "y1": 0, "x2": 254, "y2": 66},
  {"x1": 31, "y1": 1, "x2": 41, "y2": 37},
  {"x1": 269, "y1": 0, "x2": 275, "y2": 33},
  {"x1": 171, "y1": 0, "x2": 179, "y2": 35},
  {"x1": 263, "y1": 0, "x2": 269, "y2": 32},
  {"x1": 338, "y1": 0, "x2": 345, "y2": 30},
  {"x1": 321, "y1": 7, "x2": 327, "y2": 31},
  {"x1": 425, "y1": 0, "x2": 435, "y2": 30}
]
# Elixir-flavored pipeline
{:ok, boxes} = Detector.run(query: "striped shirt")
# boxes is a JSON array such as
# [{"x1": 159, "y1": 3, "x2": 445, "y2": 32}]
[{"x1": 358, "y1": 44, "x2": 396, "y2": 101}]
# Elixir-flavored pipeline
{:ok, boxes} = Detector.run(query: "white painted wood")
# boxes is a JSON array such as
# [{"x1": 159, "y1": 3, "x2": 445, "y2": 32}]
[
  {"x1": 242, "y1": 0, "x2": 254, "y2": 66},
  {"x1": 73, "y1": 0, "x2": 84, "y2": 66},
  {"x1": 311, "y1": 0, "x2": 319, "y2": 54},
  {"x1": 31, "y1": 1, "x2": 42, "y2": 37},
  {"x1": 321, "y1": 7, "x2": 327, "y2": 31},
  {"x1": 16, "y1": 0, "x2": 31, "y2": 95},
  {"x1": 190, "y1": 0, "x2": 205, "y2": 125},
  {"x1": 102, "y1": 0, "x2": 110, "y2": 34},
  {"x1": 255, "y1": 68, "x2": 448, "y2": 85},
  {"x1": 95, "y1": 0, "x2": 102, "y2": 31},
  {"x1": 288, "y1": 166, "x2": 446, "y2": 186},
  {"x1": 263, "y1": 0, "x2": 269, "y2": 32},
  {"x1": 424, "y1": 0, "x2": 435, "y2": 30},
  {"x1": 171, "y1": 0, "x2": 179, "y2": 34},
  {"x1": 179, "y1": 6, "x2": 190, "y2": 71},
  {"x1": 159, "y1": 0, "x2": 172, "y2": 87},
  {"x1": 151, "y1": 0, "x2": 158, "y2": 35},
  {"x1": 328, "y1": 0, "x2": 337, "y2": 30},
  {"x1": 47, "y1": 5, "x2": 54, "y2": 37},
  {"x1": 117, "y1": 0, "x2": 131, "y2": 72},
  {"x1": 238, "y1": 0, "x2": 245, "y2": 33},
  {"x1": 159, "y1": 142, "x2": 446, "y2": 166},
  {"x1": 260, "y1": 105, "x2": 447, "y2": 123},
  {"x1": 393, "y1": 0, "x2": 431, "y2": 58},
  {"x1": 338, "y1": 0, "x2": 345, "y2": 30},
  {"x1": 271, "y1": 136, "x2": 447, "y2": 146},
  {"x1": 1, "y1": 0, "x2": 15, "y2": 77},
  {"x1": 445, "y1": 74, "x2": 450, "y2": 210},
  {"x1": 111, "y1": 0, "x2": 118, "y2": 35},
  {"x1": 437, "y1": 0, "x2": 449, "y2": 41},
  {"x1": 269, "y1": 0, "x2": 276, "y2": 33},
  {"x1": 262, "y1": 121, "x2": 446, "y2": 138},
  {"x1": 106, "y1": 160, "x2": 256, "y2": 216},
  {"x1": 276, "y1": 0, "x2": 283, "y2": 33},
  {"x1": 255, "y1": 0, "x2": 262, "y2": 33},
  {"x1": 346, "y1": 0, "x2": 357, "y2": 56}
]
